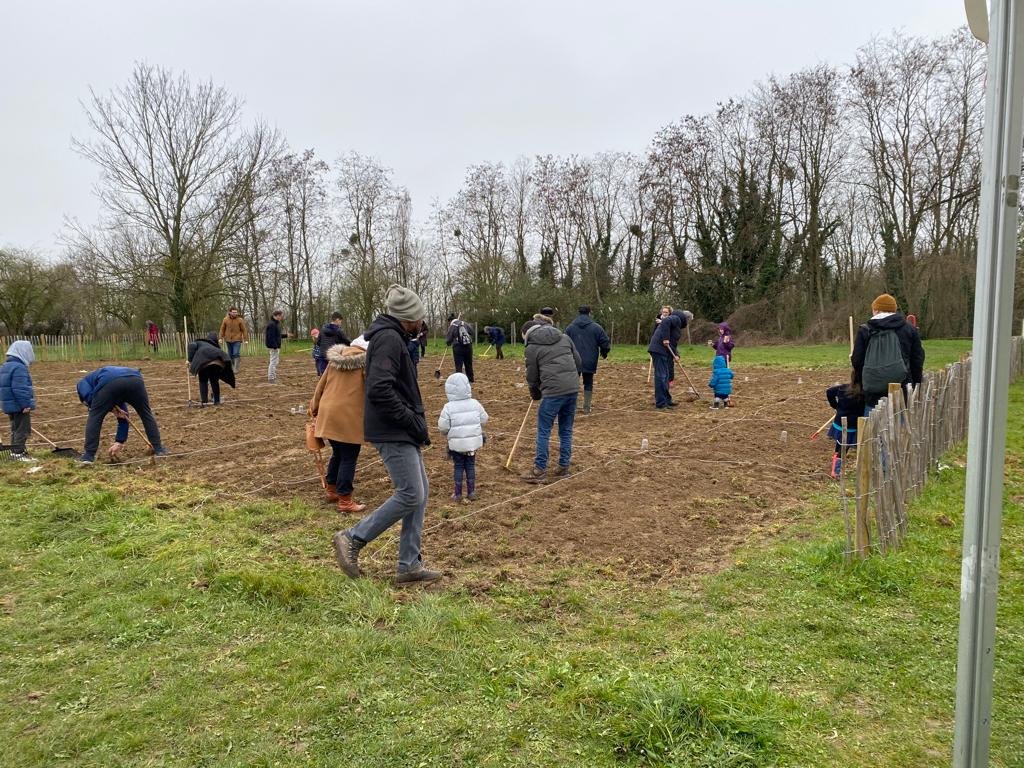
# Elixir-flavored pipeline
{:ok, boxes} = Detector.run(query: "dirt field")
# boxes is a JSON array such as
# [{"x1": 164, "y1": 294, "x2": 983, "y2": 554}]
[{"x1": 20, "y1": 353, "x2": 846, "y2": 583}]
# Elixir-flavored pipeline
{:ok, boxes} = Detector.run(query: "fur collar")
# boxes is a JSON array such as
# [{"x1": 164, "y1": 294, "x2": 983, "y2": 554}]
[{"x1": 326, "y1": 343, "x2": 367, "y2": 370}]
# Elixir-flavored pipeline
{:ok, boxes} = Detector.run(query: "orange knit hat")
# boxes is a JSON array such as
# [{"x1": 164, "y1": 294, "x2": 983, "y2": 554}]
[{"x1": 871, "y1": 293, "x2": 898, "y2": 314}]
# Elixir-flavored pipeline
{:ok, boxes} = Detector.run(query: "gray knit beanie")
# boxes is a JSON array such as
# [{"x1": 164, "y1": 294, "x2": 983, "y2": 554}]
[{"x1": 385, "y1": 284, "x2": 425, "y2": 322}]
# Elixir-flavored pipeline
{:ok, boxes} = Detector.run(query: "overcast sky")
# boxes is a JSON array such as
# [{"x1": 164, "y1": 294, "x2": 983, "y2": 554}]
[{"x1": 1, "y1": 0, "x2": 969, "y2": 254}]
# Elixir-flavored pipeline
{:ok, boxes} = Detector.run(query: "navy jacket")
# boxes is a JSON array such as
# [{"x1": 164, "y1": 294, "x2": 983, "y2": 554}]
[
  {"x1": 648, "y1": 313, "x2": 682, "y2": 357},
  {"x1": 826, "y1": 384, "x2": 865, "y2": 447},
  {"x1": 76, "y1": 367, "x2": 142, "y2": 407},
  {"x1": 265, "y1": 319, "x2": 283, "y2": 349},
  {"x1": 317, "y1": 322, "x2": 351, "y2": 355},
  {"x1": 485, "y1": 326, "x2": 506, "y2": 346},
  {"x1": 565, "y1": 314, "x2": 611, "y2": 374},
  {"x1": 0, "y1": 357, "x2": 35, "y2": 414},
  {"x1": 363, "y1": 315, "x2": 428, "y2": 446}
]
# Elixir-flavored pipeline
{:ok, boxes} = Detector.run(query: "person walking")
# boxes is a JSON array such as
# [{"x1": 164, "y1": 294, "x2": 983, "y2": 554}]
[
  {"x1": 310, "y1": 336, "x2": 370, "y2": 514},
  {"x1": 76, "y1": 366, "x2": 167, "y2": 464},
  {"x1": 187, "y1": 333, "x2": 236, "y2": 405},
  {"x1": 316, "y1": 312, "x2": 351, "y2": 376},
  {"x1": 264, "y1": 309, "x2": 289, "y2": 383},
  {"x1": 417, "y1": 321, "x2": 428, "y2": 359},
  {"x1": 520, "y1": 319, "x2": 582, "y2": 483},
  {"x1": 438, "y1": 372, "x2": 489, "y2": 502},
  {"x1": 332, "y1": 284, "x2": 440, "y2": 584},
  {"x1": 564, "y1": 305, "x2": 611, "y2": 415},
  {"x1": 483, "y1": 325, "x2": 506, "y2": 359},
  {"x1": 851, "y1": 293, "x2": 925, "y2": 411},
  {"x1": 445, "y1": 313, "x2": 475, "y2": 383},
  {"x1": 146, "y1": 321, "x2": 160, "y2": 356},
  {"x1": 0, "y1": 340, "x2": 37, "y2": 462},
  {"x1": 219, "y1": 307, "x2": 248, "y2": 373}
]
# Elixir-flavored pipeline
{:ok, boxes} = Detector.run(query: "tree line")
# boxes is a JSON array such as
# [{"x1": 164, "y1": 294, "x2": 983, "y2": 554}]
[{"x1": 1, "y1": 28, "x2": 1010, "y2": 342}]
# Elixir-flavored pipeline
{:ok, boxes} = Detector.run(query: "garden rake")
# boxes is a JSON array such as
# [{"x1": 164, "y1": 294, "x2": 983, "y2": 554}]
[
  {"x1": 117, "y1": 408, "x2": 158, "y2": 465},
  {"x1": 434, "y1": 346, "x2": 449, "y2": 381},
  {"x1": 30, "y1": 427, "x2": 79, "y2": 458},
  {"x1": 504, "y1": 400, "x2": 533, "y2": 471},
  {"x1": 673, "y1": 357, "x2": 704, "y2": 401}
]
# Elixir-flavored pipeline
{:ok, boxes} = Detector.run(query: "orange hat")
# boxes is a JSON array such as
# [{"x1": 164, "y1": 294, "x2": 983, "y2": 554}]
[{"x1": 871, "y1": 293, "x2": 897, "y2": 314}]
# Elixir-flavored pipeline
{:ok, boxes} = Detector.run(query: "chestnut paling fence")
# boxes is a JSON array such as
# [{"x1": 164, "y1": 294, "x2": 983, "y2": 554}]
[{"x1": 838, "y1": 336, "x2": 1024, "y2": 560}]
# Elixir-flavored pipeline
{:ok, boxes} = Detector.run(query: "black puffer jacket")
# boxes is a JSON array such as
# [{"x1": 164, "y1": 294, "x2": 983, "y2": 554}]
[
  {"x1": 363, "y1": 314, "x2": 428, "y2": 445},
  {"x1": 187, "y1": 338, "x2": 236, "y2": 387},
  {"x1": 525, "y1": 324, "x2": 582, "y2": 400},
  {"x1": 851, "y1": 312, "x2": 925, "y2": 399}
]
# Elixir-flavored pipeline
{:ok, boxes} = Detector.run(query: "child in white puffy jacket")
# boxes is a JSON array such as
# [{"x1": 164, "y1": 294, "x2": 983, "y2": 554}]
[{"x1": 438, "y1": 372, "x2": 489, "y2": 501}]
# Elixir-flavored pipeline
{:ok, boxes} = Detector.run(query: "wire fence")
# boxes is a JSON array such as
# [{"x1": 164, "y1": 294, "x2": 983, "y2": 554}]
[
  {"x1": 0, "y1": 333, "x2": 308, "y2": 363},
  {"x1": 838, "y1": 337, "x2": 1023, "y2": 560}
]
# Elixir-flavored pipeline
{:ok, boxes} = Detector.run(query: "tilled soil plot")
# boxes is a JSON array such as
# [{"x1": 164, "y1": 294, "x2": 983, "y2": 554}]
[{"x1": 22, "y1": 354, "x2": 846, "y2": 583}]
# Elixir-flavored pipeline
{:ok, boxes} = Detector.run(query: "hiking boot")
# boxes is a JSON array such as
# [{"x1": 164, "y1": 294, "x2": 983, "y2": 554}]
[
  {"x1": 336, "y1": 495, "x2": 366, "y2": 514},
  {"x1": 332, "y1": 531, "x2": 363, "y2": 578},
  {"x1": 324, "y1": 483, "x2": 340, "y2": 503},
  {"x1": 552, "y1": 464, "x2": 570, "y2": 478},
  {"x1": 395, "y1": 565, "x2": 442, "y2": 585},
  {"x1": 521, "y1": 466, "x2": 548, "y2": 484},
  {"x1": 153, "y1": 447, "x2": 168, "y2": 457},
  {"x1": 582, "y1": 391, "x2": 593, "y2": 415}
]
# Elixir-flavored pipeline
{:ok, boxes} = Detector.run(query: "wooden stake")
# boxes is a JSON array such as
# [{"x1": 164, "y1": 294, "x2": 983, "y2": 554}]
[
  {"x1": 855, "y1": 416, "x2": 871, "y2": 558},
  {"x1": 848, "y1": 315, "x2": 855, "y2": 355},
  {"x1": 183, "y1": 316, "x2": 193, "y2": 404},
  {"x1": 504, "y1": 400, "x2": 533, "y2": 470}
]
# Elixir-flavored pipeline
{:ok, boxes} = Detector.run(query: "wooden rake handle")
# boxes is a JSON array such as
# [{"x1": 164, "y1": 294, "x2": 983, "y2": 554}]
[
  {"x1": 505, "y1": 400, "x2": 534, "y2": 469},
  {"x1": 31, "y1": 426, "x2": 58, "y2": 448},
  {"x1": 117, "y1": 408, "x2": 154, "y2": 449}
]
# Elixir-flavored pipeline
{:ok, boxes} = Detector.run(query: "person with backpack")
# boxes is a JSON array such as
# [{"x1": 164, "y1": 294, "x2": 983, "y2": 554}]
[
  {"x1": 564, "y1": 306, "x2": 610, "y2": 415},
  {"x1": 316, "y1": 312, "x2": 352, "y2": 376},
  {"x1": 851, "y1": 293, "x2": 925, "y2": 410},
  {"x1": 445, "y1": 313, "x2": 475, "y2": 383}
]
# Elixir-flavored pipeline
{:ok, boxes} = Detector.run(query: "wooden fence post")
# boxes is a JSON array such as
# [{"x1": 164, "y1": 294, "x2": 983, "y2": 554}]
[{"x1": 855, "y1": 416, "x2": 872, "y2": 558}]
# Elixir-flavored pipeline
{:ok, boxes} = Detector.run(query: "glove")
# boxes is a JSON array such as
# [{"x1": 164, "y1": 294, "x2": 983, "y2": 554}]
[{"x1": 600, "y1": 349, "x2": 608, "y2": 359}]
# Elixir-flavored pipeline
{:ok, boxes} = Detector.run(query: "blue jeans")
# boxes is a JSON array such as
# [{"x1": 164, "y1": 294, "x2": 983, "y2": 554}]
[
  {"x1": 347, "y1": 442, "x2": 428, "y2": 572},
  {"x1": 534, "y1": 393, "x2": 577, "y2": 470},
  {"x1": 226, "y1": 341, "x2": 241, "y2": 362},
  {"x1": 652, "y1": 353, "x2": 672, "y2": 408}
]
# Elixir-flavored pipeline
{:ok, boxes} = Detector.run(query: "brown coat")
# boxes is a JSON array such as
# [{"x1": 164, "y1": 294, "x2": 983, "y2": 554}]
[
  {"x1": 219, "y1": 315, "x2": 249, "y2": 342},
  {"x1": 310, "y1": 343, "x2": 366, "y2": 445}
]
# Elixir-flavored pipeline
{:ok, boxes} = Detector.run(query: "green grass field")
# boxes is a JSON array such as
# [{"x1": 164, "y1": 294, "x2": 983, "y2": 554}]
[{"x1": 0, "y1": 342, "x2": 1020, "y2": 767}]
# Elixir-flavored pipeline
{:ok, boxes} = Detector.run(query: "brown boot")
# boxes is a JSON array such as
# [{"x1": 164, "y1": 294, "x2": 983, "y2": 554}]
[
  {"x1": 521, "y1": 466, "x2": 548, "y2": 484},
  {"x1": 336, "y1": 494, "x2": 367, "y2": 514},
  {"x1": 324, "y1": 483, "x2": 340, "y2": 503}
]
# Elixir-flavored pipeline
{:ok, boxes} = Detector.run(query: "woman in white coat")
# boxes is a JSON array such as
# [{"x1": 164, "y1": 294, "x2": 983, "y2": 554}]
[{"x1": 438, "y1": 372, "x2": 489, "y2": 502}]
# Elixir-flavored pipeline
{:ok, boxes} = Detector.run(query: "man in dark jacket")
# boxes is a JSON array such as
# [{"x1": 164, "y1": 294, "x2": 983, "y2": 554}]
[
  {"x1": 521, "y1": 320, "x2": 582, "y2": 483},
  {"x1": 333, "y1": 284, "x2": 440, "y2": 585},
  {"x1": 264, "y1": 309, "x2": 289, "y2": 383},
  {"x1": 188, "y1": 333, "x2": 236, "y2": 405},
  {"x1": 316, "y1": 312, "x2": 351, "y2": 376},
  {"x1": 647, "y1": 307, "x2": 692, "y2": 409},
  {"x1": 851, "y1": 293, "x2": 925, "y2": 410},
  {"x1": 484, "y1": 325, "x2": 506, "y2": 359},
  {"x1": 76, "y1": 366, "x2": 166, "y2": 464},
  {"x1": 445, "y1": 313, "x2": 475, "y2": 382},
  {"x1": 565, "y1": 306, "x2": 611, "y2": 415}
]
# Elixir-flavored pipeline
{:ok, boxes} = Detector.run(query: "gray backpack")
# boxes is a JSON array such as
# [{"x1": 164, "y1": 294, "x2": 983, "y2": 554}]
[
  {"x1": 457, "y1": 322, "x2": 473, "y2": 346},
  {"x1": 862, "y1": 327, "x2": 908, "y2": 395}
]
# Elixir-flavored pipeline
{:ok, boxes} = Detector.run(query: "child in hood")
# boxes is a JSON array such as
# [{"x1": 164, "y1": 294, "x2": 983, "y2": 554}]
[
  {"x1": 438, "y1": 372, "x2": 489, "y2": 502},
  {"x1": 0, "y1": 340, "x2": 37, "y2": 462},
  {"x1": 825, "y1": 373, "x2": 865, "y2": 479},
  {"x1": 708, "y1": 355, "x2": 734, "y2": 409},
  {"x1": 709, "y1": 322, "x2": 735, "y2": 362}
]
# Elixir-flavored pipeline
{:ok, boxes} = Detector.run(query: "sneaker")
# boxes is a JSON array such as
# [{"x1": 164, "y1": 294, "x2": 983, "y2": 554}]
[
  {"x1": 332, "y1": 531, "x2": 362, "y2": 578},
  {"x1": 10, "y1": 452, "x2": 37, "y2": 463},
  {"x1": 77, "y1": 456, "x2": 95, "y2": 466},
  {"x1": 521, "y1": 466, "x2": 548, "y2": 484},
  {"x1": 552, "y1": 465, "x2": 570, "y2": 478},
  {"x1": 395, "y1": 565, "x2": 442, "y2": 584},
  {"x1": 153, "y1": 447, "x2": 168, "y2": 457}
]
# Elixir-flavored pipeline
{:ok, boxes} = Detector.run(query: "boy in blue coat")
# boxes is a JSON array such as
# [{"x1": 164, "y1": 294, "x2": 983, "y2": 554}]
[
  {"x1": 0, "y1": 341, "x2": 37, "y2": 461},
  {"x1": 76, "y1": 366, "x2": 166, "y2": 464},
  {"x1": 708, "y1": 355, "x2": 734, "y2": 409}
]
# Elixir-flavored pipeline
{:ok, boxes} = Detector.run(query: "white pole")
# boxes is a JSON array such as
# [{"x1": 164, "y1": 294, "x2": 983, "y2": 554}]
[{"x1": 954, "y1": 1, "x2": 1024, "y2": 764}]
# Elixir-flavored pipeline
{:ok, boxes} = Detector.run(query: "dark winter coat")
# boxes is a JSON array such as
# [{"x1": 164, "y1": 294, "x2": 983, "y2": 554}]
[
  {"x1": 525, "y1": 323, "x2": 582, "y2": 400},
  {"x1": 648, "y1": 312, "x2": 684, "y2": 357},
  {"x1": 362, "y1": 314, "x2": 429, "y2": 446},
  {"x1": 565, "y1": 314, "x2": 611, "y2": 375},
  {"x1": 265, "y1": 318, "x2": 283, "y2": 349},
  {"x1": 485, "y1": 326, "x2": 506, "y2": 346},
  {"x1": 0, "y1": 356, "x2": 35, "y2": 414},
  {"x1": 826, "y1": 384, "x2": 864, "y2": 447},
  {"x1": 851, "y1": 313, "x2": 925, "y2": 401},
  {"x1": 446, "y1": 319, "x2": 475, "y2": 348},
  {"x1": 76, "y1": 367, "x2": 143, "y2": 407},
  {"x1": 317, "y1": 322, "x2": 351, "y2": 356},
  {"x1": 187, "y1": 338, "x2": 237, "y2": 388},
  {"x1": 708, "y1": 355, "x2": 734, "y2": 397}
]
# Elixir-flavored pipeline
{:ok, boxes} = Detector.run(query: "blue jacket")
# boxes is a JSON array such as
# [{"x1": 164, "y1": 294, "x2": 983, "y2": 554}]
[
  {"x1": 708, "y1": 356, "x2": 734, "y2": 397},
  {"x1": 565, "y1": 314, "x2": 611, "y2": 374},
  {"x1": 485, "y1": 326, "x2": 506, "y2": 346},
  {"x1": 76, "y1": 367, "x2": 142, "y2": 407},
  {"x1": 648, "y1": 313, "x2": 681, "y2": 357},
  {"x1": 0, "y1": 357, "x2": 35, "y2": 414}
]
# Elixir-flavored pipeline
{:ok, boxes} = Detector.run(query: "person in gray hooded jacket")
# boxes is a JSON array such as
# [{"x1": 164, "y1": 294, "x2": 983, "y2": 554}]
[{"x1": 521, "y1": 320, "x2": 582, "y2": 483}]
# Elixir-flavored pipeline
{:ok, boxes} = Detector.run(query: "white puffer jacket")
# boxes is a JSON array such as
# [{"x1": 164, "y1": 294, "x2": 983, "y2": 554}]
[{"x1": 438, "y1": 373, "x2": 489, "y2": 453}]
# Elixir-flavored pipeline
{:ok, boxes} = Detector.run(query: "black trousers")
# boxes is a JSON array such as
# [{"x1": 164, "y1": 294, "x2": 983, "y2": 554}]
[
  {"x1": 495, "y1": 344, "x2": 504, "y2": 359},
  {"x1": 8, "y1": 412, "x2": 30, "y2": 453},
  {"x1": 83, "y1": 376, "x2": 163, "y2": 460},
  {"x1": 327, "y1": 440, "x2": 362, "y2": 495},
  {"x1": 198, "y1": 369, "x2": 221, "y2": 404},
  {"x1": 453, "y1": 345, "x2": 474, "y2": 382}
]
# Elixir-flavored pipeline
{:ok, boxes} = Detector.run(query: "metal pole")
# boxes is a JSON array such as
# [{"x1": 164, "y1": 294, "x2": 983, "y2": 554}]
[{"x1": 954, "y1": 1, "x2": 1024, "y2": 764}]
